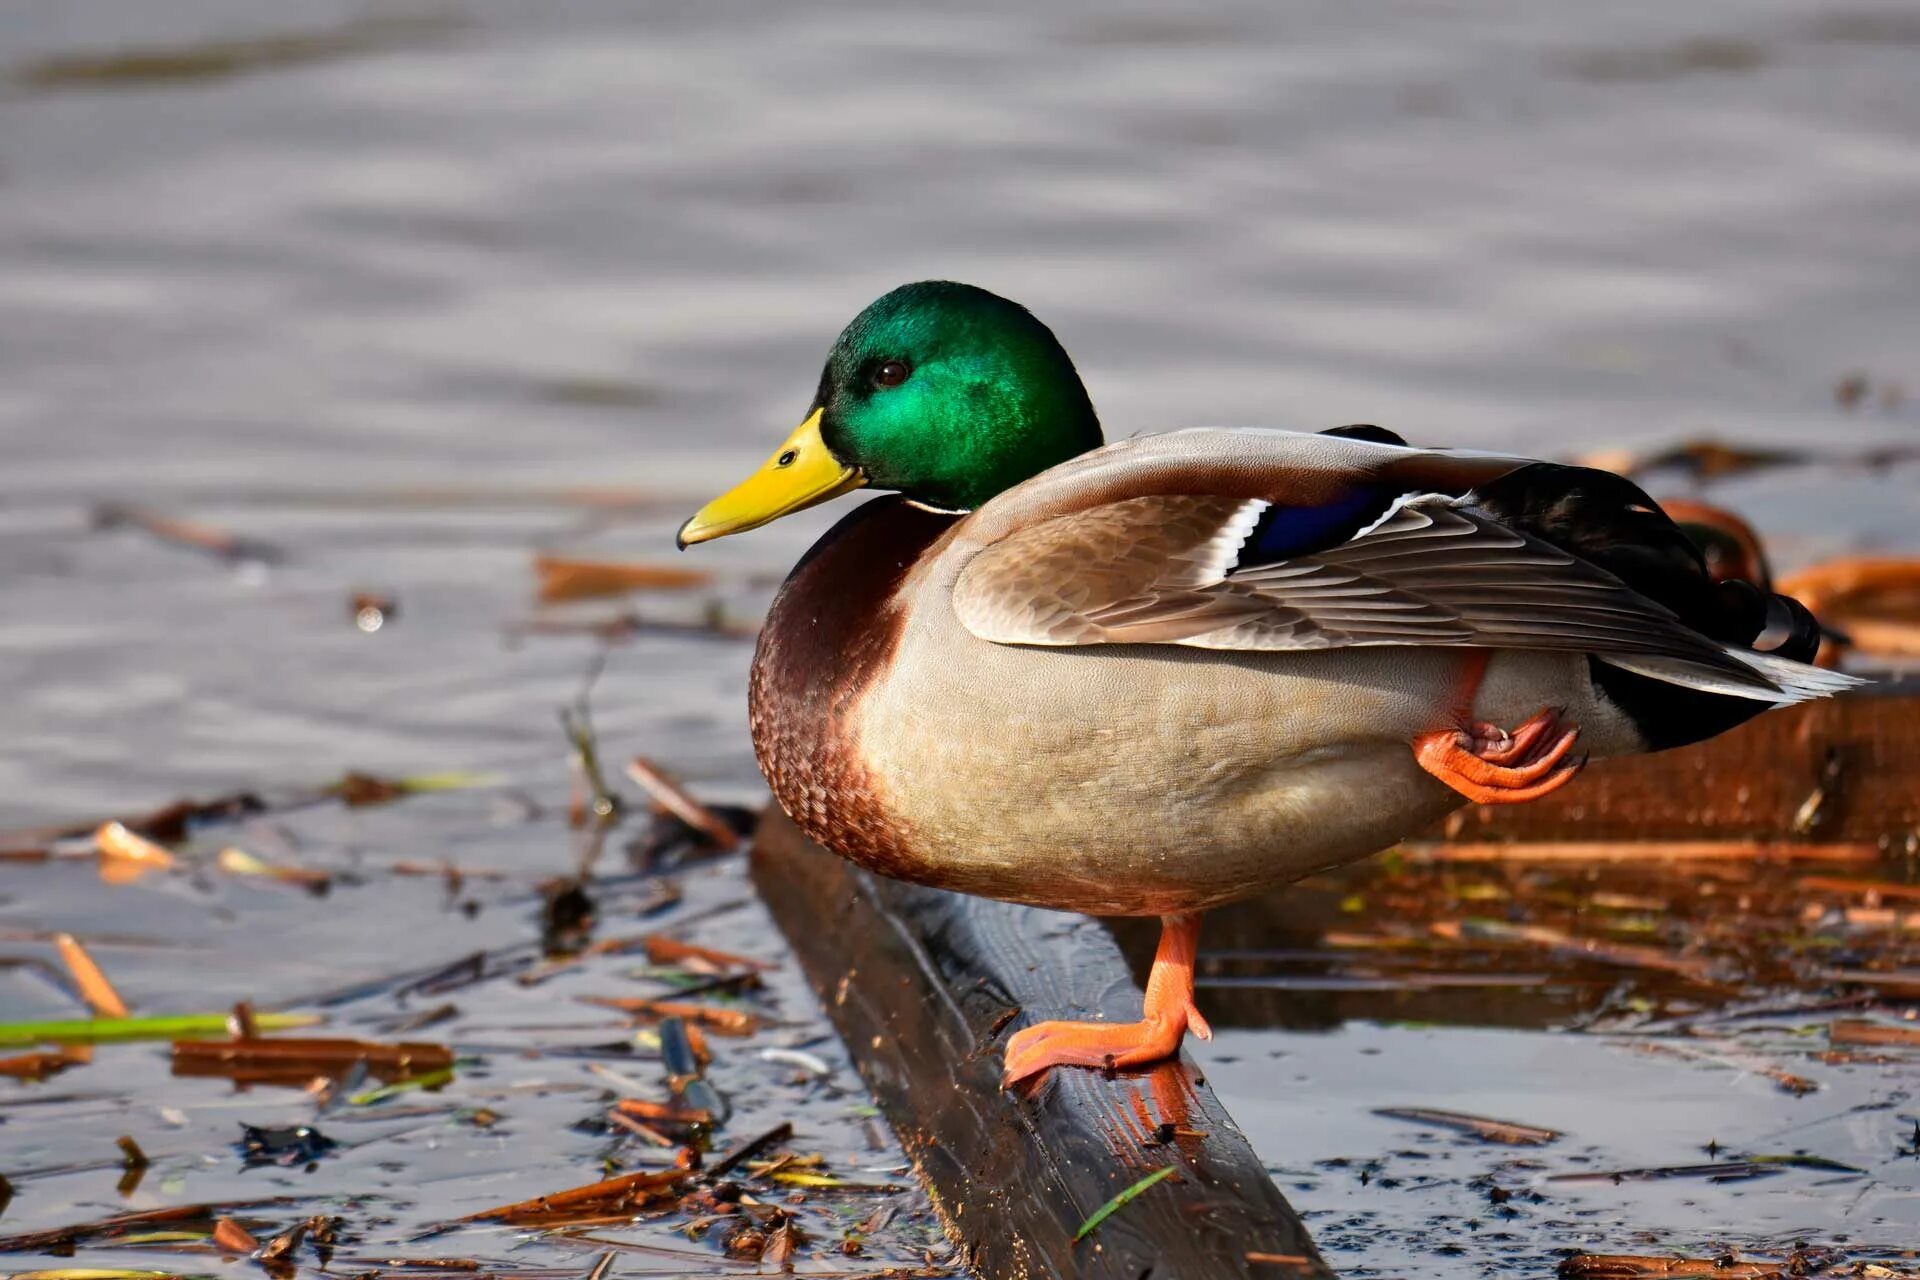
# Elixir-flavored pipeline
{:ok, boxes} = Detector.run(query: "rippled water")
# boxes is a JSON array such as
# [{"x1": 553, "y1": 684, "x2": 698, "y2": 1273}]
[{"x1": 4, "y1": 2, "x2": 1919, "y2": 1273}]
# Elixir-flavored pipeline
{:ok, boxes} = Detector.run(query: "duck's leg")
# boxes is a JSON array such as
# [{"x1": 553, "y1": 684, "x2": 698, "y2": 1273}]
[
  {"x1": 1001, "y1": 913, "x2": 1211, "y2": 1088},
  {"x1": 1413, "y1": 650, "x2": 1585, "y2": 804}
]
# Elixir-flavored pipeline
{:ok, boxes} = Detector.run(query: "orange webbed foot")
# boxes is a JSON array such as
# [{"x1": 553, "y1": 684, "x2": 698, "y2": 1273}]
[
  {"x1": 1001, "y1": 913, "x2": 1210, "y2": 1088},
  {"x1": 1001, "y1": 1004, "x2": 1211, "y2": 1087},
  {"x1": 1415, "y1": 706, "x2": 1585, "y2": 805}
]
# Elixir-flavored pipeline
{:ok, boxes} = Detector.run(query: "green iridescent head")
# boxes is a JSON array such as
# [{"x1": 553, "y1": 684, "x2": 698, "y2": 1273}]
[{"x1": 679, "y1": 281, "x2": 1102, "y2": 545}]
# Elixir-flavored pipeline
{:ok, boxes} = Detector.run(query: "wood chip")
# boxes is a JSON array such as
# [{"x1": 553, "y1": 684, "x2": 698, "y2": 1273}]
[
  {"x1": 0, "y1": 1048, "x2": 87, "y2": 1081},
  {"x1": 94, "y1": 821, "x2": 177, "y2": 870},
  {"x1": 212, "y1": 1217, "x2": 261, "y2": 1254},
  {"x1": 534, "y1": 555, "x2": 711, "y2": 602}
]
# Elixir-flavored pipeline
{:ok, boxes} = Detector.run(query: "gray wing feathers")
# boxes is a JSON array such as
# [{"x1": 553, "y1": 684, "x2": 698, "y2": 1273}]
[{"x1": 955, "y1": 493, "x2": 1774, "y2": 690}]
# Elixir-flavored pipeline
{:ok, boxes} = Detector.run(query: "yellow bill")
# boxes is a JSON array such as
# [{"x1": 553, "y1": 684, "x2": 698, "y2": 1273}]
[{"x1": 677, "y1": 409, "x2": 865, "y2": 547}]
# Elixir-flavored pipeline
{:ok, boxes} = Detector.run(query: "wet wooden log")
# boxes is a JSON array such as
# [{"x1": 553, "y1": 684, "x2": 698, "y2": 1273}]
[
  {"x1": 750, "y1": 808, "x2": 1333, "y2": 1280},
  {"x1": 1428, "y1": 682, "x2": 1920, "y2": 846}
]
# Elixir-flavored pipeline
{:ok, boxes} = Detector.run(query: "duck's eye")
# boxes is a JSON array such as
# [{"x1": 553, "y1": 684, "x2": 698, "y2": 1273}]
[
  {"x1": 873, "y1": 360, "x2": 911, "y2": 388},
  {"x1": 776, "y1": 449, "x2": 798, "y2": 467}
]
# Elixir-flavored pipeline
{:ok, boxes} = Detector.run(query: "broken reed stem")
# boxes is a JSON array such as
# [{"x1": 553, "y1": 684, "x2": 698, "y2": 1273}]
[
  {"x1": 624, "y1": 757, "x2": 738, "y2": 850},
  {"x1": 0, "y1": 1010, "x2": 322, "y2": 1047},
  {"x1": 55, "y1": 933, "x2": 131, "y2": 1018},
  {"x1": 561, "y1": 708, "x2": 620, "y2": 825}
]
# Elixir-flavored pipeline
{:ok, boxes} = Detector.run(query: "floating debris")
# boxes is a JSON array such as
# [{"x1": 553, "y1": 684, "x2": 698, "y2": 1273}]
[
  {"x1": 1372, "y1": 1107, "x2": 1561, "y2": 1146},
  {"x1": 1430, "y1": 918, "x2": 1720, "y2": 984},
  {"x1": 213, "y1": 1218, "x2": 261, "y2": 1254},
  {"x1": 90, "y1": 503, "x2": 283, "y2": 563},
  {"x1": 0, "y1": 1047, "x2": 89, "y2": 1081},
  {"x1": 54, "y1": 934, "x2": 130, "y2": 1018},
  {"x1": 0, "y1": 1010, "x2": 321, "y2": 1047},
  {"x1": 707, "y1": 1122, "x2": 794, "y2": 1179},
  {"x1": 610, "y1": 1098, "x2": 713, "y2": 1127},
  {"x1": 351, "y1": 591, "x2": 398, "y2": 632},
  {"x1": 14, "y1": 15, "x2": 459, "y2": 91},
  {"x1": 1561, "y1": 1255, "x2": 1783, "y2": 1278},
  {"x1": 460, "y1": 1167, "x2": 690, "y2": 1225},
  {"x1": 346, "y1": 1067, "x2": 456, "y2": 1105},
  {"x1": 760, "y1": 1047, "x2": 832, "y2": 1078},
  {"x1": 659, "y1": 1016, "x2": 730, "y2": 1124},
  {"x1": 174, "y1": 1035, "x2": 453, "y2": 1083},
  {"x1": 641, "y1": 935, "x2": 770, "y2": 973},
  {"x1": 330, "y1": 770, "x2": 497, "y2": 807},
  {"x1": 624, "y1": 758, "x2": 741, "y2": 851},
  {"x1": 578, "y1": 996, "x2": 762, "y2": 1037},
  {"x1": 1551, "y1": 1154, "x2": 1862, "y2": 1185},
  {"x1": 1828, "y1": 1019, "x2": 1920, "y2": 1048},
  {"x1": 215, "y1": 847, "x2": 332, "y2": 892},
  {"x1": 94, "y1": 822, "x2": 177, "y2": 874},
  {"x1": 533, "y1": 555, "x2": 712, "y2": 603},
  {"x1": 1408, "y1": 839, "x2": 1880, "y2": 865},
  {"x1": 238, "y1": 1123, "x2": 337, "y2": 1167},
  {"x1": 0, "y1": 1201, "x2": 300, "y2": 1253}
]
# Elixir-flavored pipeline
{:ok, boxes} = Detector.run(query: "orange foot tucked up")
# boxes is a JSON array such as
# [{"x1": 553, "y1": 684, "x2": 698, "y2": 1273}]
[
  {"x1": 1414, "y1": 705, "x2": 1584, "y2": 805},
  {"x1": 1001, "y1": 913, "x2": 1211, "y2": 1087}
]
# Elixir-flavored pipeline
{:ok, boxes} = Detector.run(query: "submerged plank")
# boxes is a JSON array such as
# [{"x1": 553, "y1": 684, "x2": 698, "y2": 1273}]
[{"x1": 750, "y1": 808, "x2": 1332, "y2": 1280}]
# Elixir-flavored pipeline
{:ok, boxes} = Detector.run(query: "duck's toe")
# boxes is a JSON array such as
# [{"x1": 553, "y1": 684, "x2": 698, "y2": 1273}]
[{"x1": 1415, "y1": 707, "x2": 1585, "y2": 805}]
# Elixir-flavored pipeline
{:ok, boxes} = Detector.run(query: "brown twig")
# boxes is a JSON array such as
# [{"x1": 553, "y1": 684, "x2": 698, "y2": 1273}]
[
  {"x1": 641, "y1": 935, "x2": 770, "y2": 973},
  {"x1": 578, "y1": 996, "x2": 761, "y2": 1037},
  {"x1": 173, "y1": 1035, "x2": 453, "y2": 1081},
  {"x1": 459, "y1": 1168, "x2": 690, "y2": 1224},
  {"x1": 93, "y1": 502, "x2": 283, "y2": 563},
  {"x1": 624, "y1": 758, "x2": 738, "y2": 850},
  {"x1": 1371, "y1": 1106, "x2": 1559, "y2": 1146}
]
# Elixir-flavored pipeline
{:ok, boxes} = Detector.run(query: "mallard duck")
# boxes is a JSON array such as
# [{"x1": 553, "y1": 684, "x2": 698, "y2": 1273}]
[{"x1": 678, "y1": 281, "x2": 1859, "y2": 1086}]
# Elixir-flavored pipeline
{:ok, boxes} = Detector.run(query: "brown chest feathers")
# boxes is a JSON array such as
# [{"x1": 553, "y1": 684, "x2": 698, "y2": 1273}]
[{"x1": 747, "y1": 497, "x2": 958, "y2": 878}]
